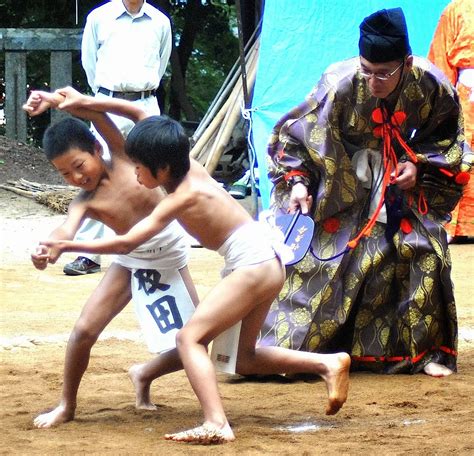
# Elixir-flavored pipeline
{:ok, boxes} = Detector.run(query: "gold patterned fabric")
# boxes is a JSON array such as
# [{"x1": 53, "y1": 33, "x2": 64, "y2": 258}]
[{"x1": 259, "y1": 56, "x2": 472, "y2": 374}]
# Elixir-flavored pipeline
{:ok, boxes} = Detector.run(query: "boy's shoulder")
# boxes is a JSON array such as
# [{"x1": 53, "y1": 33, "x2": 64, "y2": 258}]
[
  {"x1": 107, "y1": 151, "x2": 127, "y2": 166},
  {"x1": 71, "y1": 188, "x2": 96, "y2": 207},
  {"x1": 172, "y1": 167, "x2": 225, "y2": 207},
  {"x1": 68, "y1": 182, "x2": 113, "y2": 222},
  {"x1": 65, "y1": 190, "x2": 94, "y2": 221},
  {"x1": 106, "y1": 155, "x2": 136, "y2": 183},
  {"x1": 91, "y1": 159, "x2": 146, "y2": 202}
]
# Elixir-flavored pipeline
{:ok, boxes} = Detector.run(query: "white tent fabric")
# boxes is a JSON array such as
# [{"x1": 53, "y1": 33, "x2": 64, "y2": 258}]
[{"x1": 250, "y1": 0, "x2": 448, "y2": 208}]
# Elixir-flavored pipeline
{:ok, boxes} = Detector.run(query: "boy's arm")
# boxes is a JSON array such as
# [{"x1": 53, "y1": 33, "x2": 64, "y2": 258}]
[
  {"x1": 23, "y1": 91, "x2": 63, "y2": 116},
  {"x1": 57, "y1": 87, "x2": 149, "y2": 123},
  {"x1": 23, "y1": 88, "x2": 126, "y2": 159},
  {"x1": 32, "y1": 199, "x2": 88, "y2": 270},
  {"x1": 42, "y1": 195, "x2": 182, "y2": 258},
  {"x1": 55, "y1": 87, "x2": 149, "y2": 157},
  {"x1": 23, "y1": 89, "x2": 103, "y2": 121},
  {"x1": 57, "y1": 87, "x2": 128, "y2": 155}
]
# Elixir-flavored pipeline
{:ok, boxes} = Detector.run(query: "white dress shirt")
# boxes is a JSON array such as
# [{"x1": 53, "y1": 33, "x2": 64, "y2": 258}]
[{"x1": 81, "y1": 0, "x2": 172, "y2": 93}]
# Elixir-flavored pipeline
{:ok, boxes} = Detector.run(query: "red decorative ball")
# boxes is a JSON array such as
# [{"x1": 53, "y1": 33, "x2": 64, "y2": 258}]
[
  {"x1": 391, "y1": 111, "x2": 407, "y2": 126},
  {"x1": 372, "y1": 108, "x2": 383, "y2": 124},
  {"x1": 373, "y1": 125, "x2": 383, "y2": 138},
  {"x1": 323, "y1": 217, "x2": 340, "y2": 233},
  {"x1": 400, "y1": 218, "x2": 413, "y2": 234},
  {"x1": 455, "y1": 171, "x2": 470, "y2": 185}
]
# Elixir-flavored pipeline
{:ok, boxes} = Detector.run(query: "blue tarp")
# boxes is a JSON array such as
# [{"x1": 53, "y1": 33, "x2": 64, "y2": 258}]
[{"x1": 251, "y1": 0, "x2": 448, "y2": 208}]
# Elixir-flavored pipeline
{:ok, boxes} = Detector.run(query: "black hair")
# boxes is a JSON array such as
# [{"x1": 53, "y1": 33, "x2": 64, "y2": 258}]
[
  {"x1": 42, "y1": 117, "x2": 96, "y2": 161},
  {"x1": 125, "y1": 115, "x2": 190, "y2": 180}
]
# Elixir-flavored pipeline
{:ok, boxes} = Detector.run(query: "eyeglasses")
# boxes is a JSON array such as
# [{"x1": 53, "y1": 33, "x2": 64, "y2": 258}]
[{"x1": 359, "y1": 61, "x2": 404, "y2": 81}]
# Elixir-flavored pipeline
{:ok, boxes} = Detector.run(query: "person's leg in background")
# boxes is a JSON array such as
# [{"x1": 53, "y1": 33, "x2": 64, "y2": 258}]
[{"x1": 63, "y1": 218, "x2": 105, "y2": 275}]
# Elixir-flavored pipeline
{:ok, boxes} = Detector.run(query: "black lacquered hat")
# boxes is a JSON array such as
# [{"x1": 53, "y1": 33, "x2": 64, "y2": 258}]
[{"x1": 359, "y1": 8, "x2": 412, "y2": 63}]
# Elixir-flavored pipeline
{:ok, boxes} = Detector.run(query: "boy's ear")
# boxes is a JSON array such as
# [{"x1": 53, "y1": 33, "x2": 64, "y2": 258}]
[
  {"x1": 156, "y1": 164, "x2": 171, "y2": 179},
  {"x1": 94, "y1": 140, "x2": 104, "y2": 157}
]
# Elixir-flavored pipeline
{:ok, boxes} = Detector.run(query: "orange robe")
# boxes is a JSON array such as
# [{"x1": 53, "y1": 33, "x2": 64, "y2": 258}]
[{"x1": 428, "y1": 0, "x2": 474, "y2": 237}]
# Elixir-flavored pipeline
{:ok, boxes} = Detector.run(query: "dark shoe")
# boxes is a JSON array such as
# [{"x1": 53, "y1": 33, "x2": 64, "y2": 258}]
[
  {"x1": 449, "y1": 236, "x2": 471, "y2": 244},
  {"x1": 228, "y1": 184, "x2": 248, "y2": 199},
  {"x1": 63, "y1": 256, "x2": 101, "y2": 276}
]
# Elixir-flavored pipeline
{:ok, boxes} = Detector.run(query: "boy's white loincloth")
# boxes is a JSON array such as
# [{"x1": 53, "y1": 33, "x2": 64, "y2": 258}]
[
  {"x1": 216, "y1": 220, "x2": 281, "y2": 275},
  {"x1": 211, "y1": 220, "x2": 286, "y2": 374},
  {"x1": 113, "y1": 220, "x2": 188, "y2": 270},
  {"x1": 113, "y1": 221, "x2": 195, "y2": 354}
]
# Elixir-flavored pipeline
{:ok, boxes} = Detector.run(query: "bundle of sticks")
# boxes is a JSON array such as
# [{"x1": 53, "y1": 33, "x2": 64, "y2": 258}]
[
  {"x1": 191, "y1": 37, "x2": 259, "y2": 175},
  {"x1": 0, "y1": 178, "x2": 78, "y2": 214}
]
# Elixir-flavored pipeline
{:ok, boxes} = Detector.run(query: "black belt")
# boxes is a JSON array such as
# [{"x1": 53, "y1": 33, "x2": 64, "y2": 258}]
[{"x1": 98, "y1": 87, "x2": 155, "y2": 101}]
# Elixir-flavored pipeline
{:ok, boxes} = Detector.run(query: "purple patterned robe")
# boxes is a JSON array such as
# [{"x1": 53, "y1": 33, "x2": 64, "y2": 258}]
[{"x1": 260, "y1": 56, "x2": 473, "y2": 374}]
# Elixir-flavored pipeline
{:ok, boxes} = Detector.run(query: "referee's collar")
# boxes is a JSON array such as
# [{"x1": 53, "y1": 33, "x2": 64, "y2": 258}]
[{"x1": 111, "y1": 0, "x2": 152, "y2": 20}]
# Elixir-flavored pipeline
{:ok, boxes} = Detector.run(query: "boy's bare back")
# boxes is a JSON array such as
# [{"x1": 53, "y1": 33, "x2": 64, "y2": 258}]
[{"x1": 162, "y1": 160, "x2": 252, "y2": 250}]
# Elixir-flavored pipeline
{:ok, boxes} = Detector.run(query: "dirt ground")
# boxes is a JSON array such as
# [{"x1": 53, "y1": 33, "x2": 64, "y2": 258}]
[
  {"x1": 0, "y1": 135, "x2": 65, "y2": 187},
  {"x1": 0, "y1": 137, "x2": 473, "y2": 455}
]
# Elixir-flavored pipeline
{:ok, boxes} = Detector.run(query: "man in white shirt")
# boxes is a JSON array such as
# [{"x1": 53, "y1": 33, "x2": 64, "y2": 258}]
[{"x1": 64, "y1": 0, "x2": 172, "y2": 275}]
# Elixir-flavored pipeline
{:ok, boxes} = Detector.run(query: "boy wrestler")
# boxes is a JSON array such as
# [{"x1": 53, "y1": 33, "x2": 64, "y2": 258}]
[
  {"x1": 42, "y1": 95, "x2": 351, "y2": 444},
  {"x1": 23, "y1": 88, "x2": 198, "y2": 428}
]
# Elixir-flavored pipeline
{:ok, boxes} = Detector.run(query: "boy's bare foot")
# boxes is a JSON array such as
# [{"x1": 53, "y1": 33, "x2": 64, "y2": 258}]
[
  {"x1": 320, "y1": 352, "x2": 351, "y2": 415},
  {"x1": 128, "y1": 364, "x2": 158, "y2": 410},
  {"x1": 164, "y1": 422, "x2": 235, "y2": 444},
  {"x1": 33, "y1": 404, "x2": 75, "y2": 428},
  {"x1": 423, "y1": 362, "x2": 453, "y2": 378}
]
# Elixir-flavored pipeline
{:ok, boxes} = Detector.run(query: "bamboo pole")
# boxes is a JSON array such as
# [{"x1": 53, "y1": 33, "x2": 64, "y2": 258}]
[
  {"x1": 204, "y1": 59, "x2": 258, "y2": 174},
  {"x1": 191, "y1": 35, "x2": 260, "y2": 173},
  {"x1": 192, "y1": 35, "x2": 260, "y2": 142},
  {"x1": 190, "y1": 90, "x2": 234, "y2": 159},
  {"x1": 190, "y1": 42, "x2": 258, "y2": 156},
  {"x1": 204, "y1": 100, "x2": 242, "y2": 174},
  {"x1": 195, "y1": 128, "x2": 219, "y2": 163},
  {"x1": 190, "y1": 74, "x2": 243, "y2": 159}
]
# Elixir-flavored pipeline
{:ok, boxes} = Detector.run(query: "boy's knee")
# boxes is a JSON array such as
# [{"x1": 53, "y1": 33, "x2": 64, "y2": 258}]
[
  {"x1": 175, "y1": 326, "x2": 210, "y2": 351},
  {"x1": 70, "y1": 322, "x2": 100, "y2": 346},
  {"x1": 175, "y1": 327, "x2": 190, "y2": 350}
]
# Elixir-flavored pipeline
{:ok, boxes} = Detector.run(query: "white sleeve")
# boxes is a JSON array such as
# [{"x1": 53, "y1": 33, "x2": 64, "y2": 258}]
[
  {"x1": 158, "y1": 18, "x2": 172, "y2": 82},
  {"x1": 81, "y1": 15, "x2": 99, "y2": 93}
]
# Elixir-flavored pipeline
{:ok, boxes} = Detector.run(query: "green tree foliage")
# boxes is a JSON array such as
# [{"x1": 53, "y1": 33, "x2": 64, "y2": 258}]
[
  {"x1": 0, "y1": 0, "x2": 241, "y2": 143},
  {"x1": 158, "y1": 0, "x2": 239, "y2": 121}
]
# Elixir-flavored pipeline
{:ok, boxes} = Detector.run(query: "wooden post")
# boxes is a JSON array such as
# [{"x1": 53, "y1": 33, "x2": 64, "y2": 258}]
[
  {"x1": 5, "y1": 52, "x2": 27, "y2": 141},
  {"x1": 50, "y1": 51, "x2": 72, "y2": 124},
  {"x1": 1, "y1": 28, "x2": 82, "y2": 141}
]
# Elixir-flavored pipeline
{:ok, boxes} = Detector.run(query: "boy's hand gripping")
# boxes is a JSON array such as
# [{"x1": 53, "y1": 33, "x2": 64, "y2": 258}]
[
  {"x1": 23, "y1": 91, "x2": 56, "y2": 117},
  {"x1": 31, "y1": 244, "x2": 51, "y2": 270},
  {"x1": 37, "y1": 240, "x2": 65, "y2": 265}
]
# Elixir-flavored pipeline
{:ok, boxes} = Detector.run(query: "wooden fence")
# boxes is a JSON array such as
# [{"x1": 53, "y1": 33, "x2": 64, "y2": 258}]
[{"x1": 0, "y1": 28, "x2": 82, "y2": 141}]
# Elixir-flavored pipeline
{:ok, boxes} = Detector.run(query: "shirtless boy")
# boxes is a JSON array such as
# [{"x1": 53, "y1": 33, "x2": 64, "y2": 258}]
[
  {"x1": 23, "y1": 88, "x2": 199, "y2": 428},
  {"x1": 42, "y1": 96, "x2": 351, "y2": 444}
]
